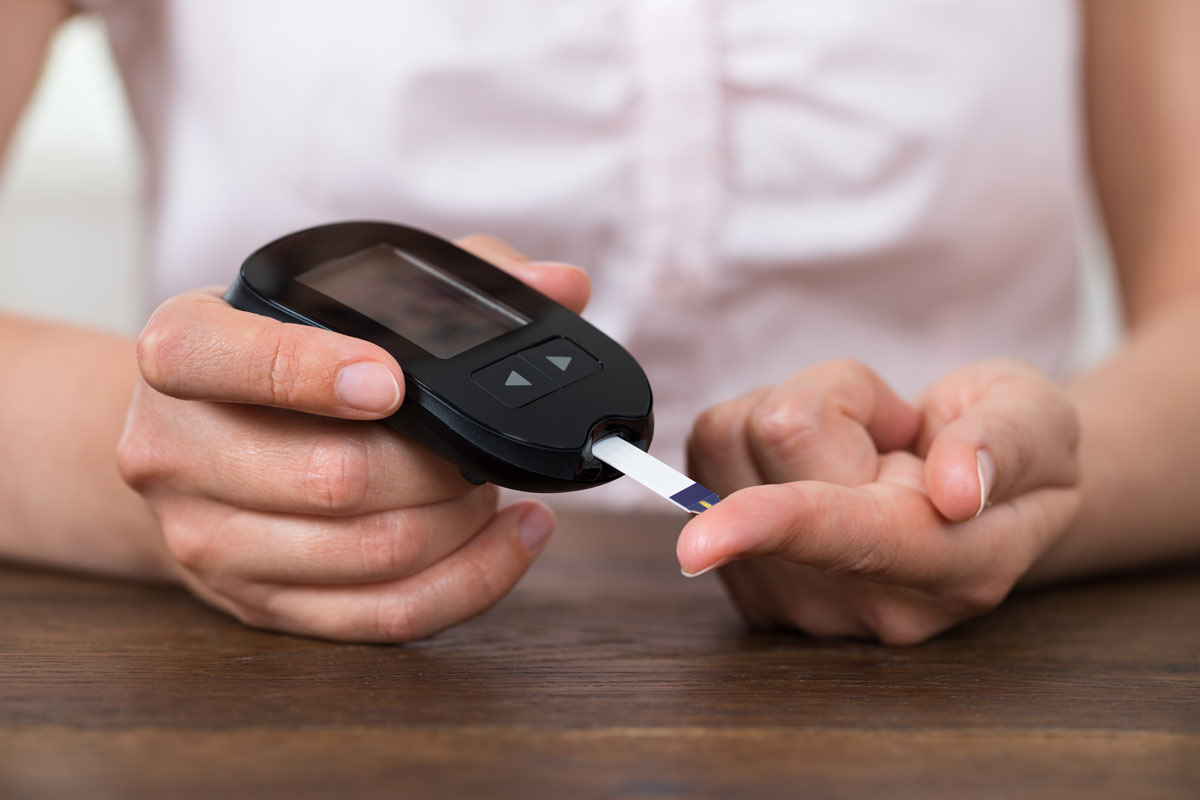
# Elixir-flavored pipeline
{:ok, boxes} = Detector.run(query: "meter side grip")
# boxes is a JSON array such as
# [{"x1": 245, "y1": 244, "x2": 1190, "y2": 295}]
[{"x1": 223, "y1": 277, "x2": 314, "y2": 326}]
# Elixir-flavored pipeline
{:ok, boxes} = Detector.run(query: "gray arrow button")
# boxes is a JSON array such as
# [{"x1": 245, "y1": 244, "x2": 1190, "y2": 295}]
[
  {"x1": 473, "y1": 355, "x2": 557, "y2": 407},
  {"x1": 505, "y1": 371, "x2": 532, "y2": 387},
  {"x1": 517, "y1": 339, "x2": 602, "y2": 391}
]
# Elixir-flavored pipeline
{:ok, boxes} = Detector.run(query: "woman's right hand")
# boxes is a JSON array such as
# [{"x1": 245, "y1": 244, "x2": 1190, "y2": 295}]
[{"x1": 117, "y1": 236, "x2": 590, "y2": 642}]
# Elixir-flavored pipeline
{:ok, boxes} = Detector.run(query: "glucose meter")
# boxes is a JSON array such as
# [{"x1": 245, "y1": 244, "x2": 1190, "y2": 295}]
[{"x1": 224, "y1": 221, "x2": 654, "y2": 493}]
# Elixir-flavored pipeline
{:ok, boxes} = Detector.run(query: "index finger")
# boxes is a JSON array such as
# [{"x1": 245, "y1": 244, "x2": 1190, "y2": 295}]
[
  {"x1": 455, "y1": 234, "x2": 591, "y2": 315},
  {"x1": 138, "y1": 288, "x2": 405, "y2": 419},
  {"x1": 677, "y1": 480, "x2": 968, "y2": 587}
]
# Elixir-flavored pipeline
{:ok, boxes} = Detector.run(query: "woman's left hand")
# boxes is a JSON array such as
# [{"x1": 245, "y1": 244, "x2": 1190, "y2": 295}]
[{"x1": 679, "y1": 359, "x2": 1082, "y2": 645}]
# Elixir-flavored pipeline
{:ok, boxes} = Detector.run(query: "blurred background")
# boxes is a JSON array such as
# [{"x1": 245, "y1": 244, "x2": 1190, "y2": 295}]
[
  {"x1": 0, "y1": 16, "x2": 142, "y2": 335},
  {"x1": 0, "y1": 15, "x2": 1122, "y2": 364}
]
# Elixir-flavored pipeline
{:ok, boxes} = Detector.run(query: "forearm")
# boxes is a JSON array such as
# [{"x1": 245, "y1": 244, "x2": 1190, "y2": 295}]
[
  {"x1": 0, "y1": 313, "x2": 170, "y2": 580},
  {"x1": 1027, "y1": 298, "x2": 1200, "y2": 582}
]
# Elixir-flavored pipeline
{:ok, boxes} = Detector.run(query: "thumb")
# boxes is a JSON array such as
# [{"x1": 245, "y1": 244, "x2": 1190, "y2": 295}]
[
  {"x1": 922, "y1": 375, "x2": 1081, "y2": 521},
  {"x1": 139, "y1": 288, "x2": 404, "y2": 419}
]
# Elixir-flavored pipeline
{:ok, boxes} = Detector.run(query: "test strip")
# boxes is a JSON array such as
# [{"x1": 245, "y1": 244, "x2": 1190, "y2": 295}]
[{"x1": 591, "y1": 436, "x2": 720, "y2": 514}]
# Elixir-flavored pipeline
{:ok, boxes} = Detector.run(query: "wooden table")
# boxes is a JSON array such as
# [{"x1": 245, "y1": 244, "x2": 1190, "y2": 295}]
[{"x1": 2, "y1": 512, "x2": 1197, "y2": 798}]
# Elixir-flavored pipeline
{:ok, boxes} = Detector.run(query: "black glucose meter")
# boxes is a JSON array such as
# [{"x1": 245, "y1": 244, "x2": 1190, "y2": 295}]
[{"x1": 224, "y1": 222, "x2": 654, "y2": 492}]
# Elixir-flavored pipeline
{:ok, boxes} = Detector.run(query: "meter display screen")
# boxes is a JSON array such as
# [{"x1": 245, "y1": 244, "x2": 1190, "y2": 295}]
[{"x1": 298, "y1": 244, "x2": 529, "y2": 358}]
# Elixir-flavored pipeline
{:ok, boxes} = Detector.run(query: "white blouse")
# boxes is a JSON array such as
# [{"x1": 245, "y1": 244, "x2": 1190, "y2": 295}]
[{"x1": 83, "y1": 0, "x2": 1084, "y2": 507}]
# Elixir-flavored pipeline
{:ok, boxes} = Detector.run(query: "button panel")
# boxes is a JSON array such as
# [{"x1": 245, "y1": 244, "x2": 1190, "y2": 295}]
[
  {"x1": 471, "y1": 355, "x2": 558, "y2": 408},
  {"x1": 471, "y1": 338, "x2": 603, "y2": 408},
  {"x1": 520, "y1": 339, "x2": 602, "y2": 388}
]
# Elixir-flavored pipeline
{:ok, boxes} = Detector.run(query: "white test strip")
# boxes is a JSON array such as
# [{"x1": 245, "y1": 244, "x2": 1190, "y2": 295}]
[{"x1": 591, "y1": 436, "x2": 720, "y2": 514}]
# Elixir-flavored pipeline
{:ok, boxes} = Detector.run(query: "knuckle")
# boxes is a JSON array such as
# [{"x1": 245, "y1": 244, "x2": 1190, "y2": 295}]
[
  {"x1": 859, "y1": 602, "x2": 943, "y2": 647},
  {"x1": 374, "y1": 594, "x2": 423, "y2": 642},
  {"x1": 161, "y1": 520, "x2": 212, "y2": 571},
  {"x1": 231, "y1": 607, "x2": 269, "y2": 632},
  {"x1": 1002, "y1": 418, "x2": 1039, "y2": 477},
  {"x1": 822, "y1": 357, "x2": 876, "y2": 386},
  {"x1": 834, "y1": 542, "x2": 893, "y2": 580},
  {"x1": 1063, "y1": 404, "x2": 1082, "y2": 455},
  {"x1": 747, "y1": 393, "x2": 827, "y2": 452},
  {"x1": 257, "y1": 328, "x2": 308, "y2": 407},
  {"x1": 876, "y1": 617, "x2": 941, "y2": 647},
  {"x1": 689, "y1": 402, "x2": 745, "y2": 461},
  {"x1": 471, "y1": 483, "x2": 502, "y2": 514},
  {"x1": 240, "y1": 588, "x2": 330, "y2": 638},
  {"x1": 1049, "y1": 395, "x2": 1083, "y2": 469},
  {"x1": 969, "y1": 357, "x2": 1040, "y2": 386},
  {"x1": 829, "y1": 523, "x2": 896, "y2": 579},
  {"x1": 458, "y1": 553, "x2": 498, "y2": 603},
  {"x1": 229, "y1": 592, "x2": 282, "y2": 632},
  {"x1": 297, "y1": 435, "x2": 373, "y2": 513},
  {"x1": 953, "y1": 579, "x2": 1010, "y2": 615},
  {"x1": 115, "y1": 388, "x2": 178, "y2": 490},
  {"x1": 779, "y1": 602, "x2": 856, "y2": 640},
  {"x1": 115, "y1": 426, "x2": 163, "y2": 490},
  {"x1": 358, "y1": 511, "x2": 426, "y2": 576}
]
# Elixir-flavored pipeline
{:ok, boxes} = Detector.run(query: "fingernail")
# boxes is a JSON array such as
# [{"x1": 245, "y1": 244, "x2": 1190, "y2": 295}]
[
  {"x1": 335, "y1": 362, "x2": 400, "y2": 413},
  {"x1": 517, "y1": 506, "x2": 554, "y2": 553},
  {"x1": 681, "y1": 557, "x2": 729, "y2": 578},
  {"x1": 975, "y1": 450, "x2": 996, "y2": 517}
]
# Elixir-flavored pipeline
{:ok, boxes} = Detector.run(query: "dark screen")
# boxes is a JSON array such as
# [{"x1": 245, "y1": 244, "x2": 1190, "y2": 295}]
[{"x1": 297, "y1": 244, "x2": 529, "y2": 358}]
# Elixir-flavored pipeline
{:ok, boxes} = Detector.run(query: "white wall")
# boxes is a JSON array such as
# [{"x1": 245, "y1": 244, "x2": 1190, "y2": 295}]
[
  {"x1": 0, "y1": 16, "x2": 143, "y2": 335},
  {"x1": 0, "y1": 16, "x2": 1121, "y2": 362}
]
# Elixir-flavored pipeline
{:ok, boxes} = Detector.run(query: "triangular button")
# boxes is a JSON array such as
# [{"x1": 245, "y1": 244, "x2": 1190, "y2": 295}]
[
  {"x1": 505, "y1": 371, "x2": 532, "y2": 387},
  {"x1": 546, "y1": 355, "x2": 572, "y2": 372}
]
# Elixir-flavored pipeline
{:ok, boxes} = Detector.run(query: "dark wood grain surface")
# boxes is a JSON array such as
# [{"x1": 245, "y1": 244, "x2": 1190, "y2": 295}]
[{"x1": 2, "y1": 512, "x2": 1197, "y2": 799}]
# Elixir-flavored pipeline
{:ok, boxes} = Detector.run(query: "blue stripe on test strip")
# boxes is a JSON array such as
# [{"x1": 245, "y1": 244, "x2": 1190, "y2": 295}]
[{"x1": 669, "y1": 483, "x2": 721, "y2": 514}]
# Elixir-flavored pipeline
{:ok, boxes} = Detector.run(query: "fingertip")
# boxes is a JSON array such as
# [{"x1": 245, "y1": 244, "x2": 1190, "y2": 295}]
[
  {"x1": 924, "y1": 438, "x2": 987, "y2": 522},
  {"x1": 514, "y1": 261, "x2": 592, "y2": 314},
  {"x1": 675, "y1": 498, "x2": 746, "y2": 575},
  {"x1": 513, "y1": 501, "x2": 555, "y2": 555},
  {"x1": 134, "y1": 317, "x2": 164, "y2": 388},
  {"x1": 675, "y1": 516, "x2": 710, "y2": 574},
  {"x1": 675, "y1": 482, "x2": 811, "y2": 573},
  {"x1": 135, "y1": 290, "x2": 205, "y2": 389},
  {"x1": 333, "y1": 360, "x2": 404, "y2": 417},
  {"x1": 453, "y1": 235, "x2": 591, "y2": 313},
  {"x1": 456, "y1": 233, "x2": 528, "y2": 264}
]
